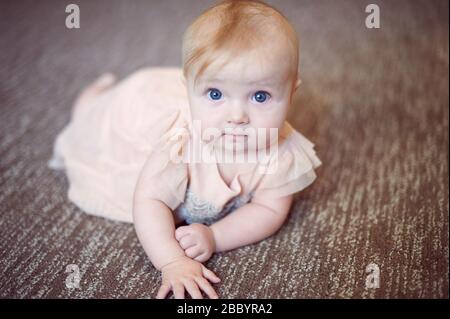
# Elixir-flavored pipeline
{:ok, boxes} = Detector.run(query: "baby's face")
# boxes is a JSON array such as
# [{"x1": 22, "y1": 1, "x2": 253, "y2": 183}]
[{"x1": 185, "y1": 46, "x2": 299, "y2": 155}]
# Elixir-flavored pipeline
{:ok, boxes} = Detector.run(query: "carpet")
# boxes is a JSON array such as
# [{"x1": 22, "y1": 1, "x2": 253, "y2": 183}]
[{"x1": 0, "y1": 0, "x2": 448, "y2": 298}]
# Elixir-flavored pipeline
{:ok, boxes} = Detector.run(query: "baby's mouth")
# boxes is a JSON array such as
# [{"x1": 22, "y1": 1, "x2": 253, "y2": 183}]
[
  {"x1": 222, "y1": 132, "x2": 247, "y2": 136},
  {"x1": 222, "y1": 132, "x2": 248, "y2": 143},
  {"x1": 222, "y1": 127, "x2": 248, "y2": 136}
]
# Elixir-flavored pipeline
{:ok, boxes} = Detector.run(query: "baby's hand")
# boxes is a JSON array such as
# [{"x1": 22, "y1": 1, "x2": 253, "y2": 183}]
[
  {"x1": 175, "y1": 223, "x2": 216, "y2": 263},
  {"x1": 157, "y1": 255, "x2": 220, "y2": 299}
]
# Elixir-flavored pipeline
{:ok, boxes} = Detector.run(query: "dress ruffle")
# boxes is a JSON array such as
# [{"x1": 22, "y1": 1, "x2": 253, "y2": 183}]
[
  {"x1": 253, "y1": 123, "x2": 322, "y2": 199},
  {"x1": 133, "y1": 111, "x2": 190, "y2": 212}
]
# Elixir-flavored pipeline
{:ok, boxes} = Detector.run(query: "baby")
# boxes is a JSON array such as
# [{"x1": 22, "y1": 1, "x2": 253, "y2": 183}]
[{"x1": 48, "y1": 0, "x2": 322, "y2": 299}]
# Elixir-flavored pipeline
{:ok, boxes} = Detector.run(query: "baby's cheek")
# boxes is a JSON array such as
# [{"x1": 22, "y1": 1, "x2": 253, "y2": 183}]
[
  {"x1": 248, "y1": 126, "x2": 281, "y2": 151},
  {"x1": 201, "y1": 129, "x2": 219, "y2": 143},
  {"x1": 191, "y1": 118, "x2": 222, "y2": 143}
]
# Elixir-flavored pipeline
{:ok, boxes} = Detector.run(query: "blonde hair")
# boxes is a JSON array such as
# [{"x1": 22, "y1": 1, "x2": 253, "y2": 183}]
[{"x1": 182, "y1": 0, "x2": 299, "y2": 87}]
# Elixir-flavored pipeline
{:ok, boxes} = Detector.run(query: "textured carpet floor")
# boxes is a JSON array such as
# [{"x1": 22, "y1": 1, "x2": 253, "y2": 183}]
[{"x1": 0, "y1": 0, "x2": 448, "y2": 298}]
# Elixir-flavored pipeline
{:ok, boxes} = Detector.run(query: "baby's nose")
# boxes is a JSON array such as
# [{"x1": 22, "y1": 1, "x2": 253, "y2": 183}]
[{"x1": 227, "y1": 105, "x2": 249, "y2": 125}]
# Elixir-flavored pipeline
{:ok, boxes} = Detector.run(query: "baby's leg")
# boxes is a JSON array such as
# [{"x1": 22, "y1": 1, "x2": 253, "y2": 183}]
[{"x1": 71, "y1": 73, "x2": 117, "y2": 119}]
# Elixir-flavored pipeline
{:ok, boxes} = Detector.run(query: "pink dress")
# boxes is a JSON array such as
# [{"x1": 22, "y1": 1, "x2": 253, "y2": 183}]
[{"x1": 48, "y1": 67, "x2": 322, "y2": 225}]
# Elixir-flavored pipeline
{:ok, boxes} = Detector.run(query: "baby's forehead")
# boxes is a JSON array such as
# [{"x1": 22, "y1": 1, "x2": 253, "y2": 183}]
[
  {"x1": 195, "y1": 50, "x2": 294, "y2": 86},
  {"x1": 201, "y1": 67, "x2": 281, "y2": 85}
]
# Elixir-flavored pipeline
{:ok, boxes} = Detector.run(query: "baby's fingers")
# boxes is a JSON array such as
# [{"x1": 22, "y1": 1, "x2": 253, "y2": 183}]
[
  {"x1": 185, "y1": 245, "x2": 202, "y2": 259},
  {"x1": 195, "y1": 277, "x2": 219, "y2": 299},
  {"x1": 201, "y1": 265, "x2": 221, "y2": 283},
  {"x1": 193, "y1": 252, "x2": 209, "y2": 263},
  {"x1": 179, "y1": 235, "x2": 196, "y2": 250},
  {"x1": 183, "y1": 279, "x2": 203, "y2": 299},
  {"x1": 175, "y1": 226, "x2": 190, "y2": 241},
  {"x1": 156, "y1": 283, "x2": 171, "y2": 299},
  {"x1": 172, "y1": 283, "x2": 185, "y2": 299}
]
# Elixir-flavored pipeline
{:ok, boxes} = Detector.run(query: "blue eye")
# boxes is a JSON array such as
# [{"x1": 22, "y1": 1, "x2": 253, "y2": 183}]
[
  {"x1": 207, "y1": 88, "x2": 222, "y2": 100},
  {"x1": 253, "y1": 91, "x2": 270, "y2": 103}
]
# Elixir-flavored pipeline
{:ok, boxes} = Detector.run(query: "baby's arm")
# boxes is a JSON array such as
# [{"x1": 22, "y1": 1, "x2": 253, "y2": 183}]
[
  {"x1": 133, "y1": 158, "x2": 220, "y2": 299},
  {"x1": 210, "y1": 194, "x2": 294, "y2": 253},
  {"x1": 133, "y1": 196, "x2": 186, "y2": 270}
]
